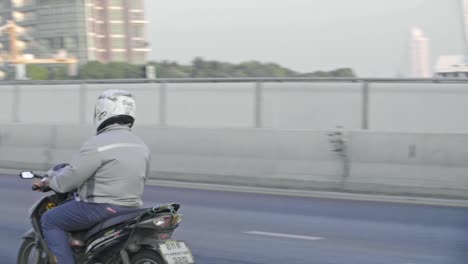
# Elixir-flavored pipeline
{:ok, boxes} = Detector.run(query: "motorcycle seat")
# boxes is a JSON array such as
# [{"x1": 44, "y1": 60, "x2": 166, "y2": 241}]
[{"x1": 83, "y1": 208, "x2": 147, "y2": 241}]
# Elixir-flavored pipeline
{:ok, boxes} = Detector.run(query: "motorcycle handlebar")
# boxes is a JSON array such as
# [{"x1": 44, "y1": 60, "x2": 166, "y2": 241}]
[
  {"x1": 31, "y1": 184, "x2": 52, "y2": 192},
  {"x1": 34, "y1": 174, "x2": 45, "y2": 179}
]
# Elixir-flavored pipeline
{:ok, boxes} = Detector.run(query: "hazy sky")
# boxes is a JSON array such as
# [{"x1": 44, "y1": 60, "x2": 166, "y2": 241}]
[{"x1": 144, "y1": 0, "x2": 463, "y2": 77}]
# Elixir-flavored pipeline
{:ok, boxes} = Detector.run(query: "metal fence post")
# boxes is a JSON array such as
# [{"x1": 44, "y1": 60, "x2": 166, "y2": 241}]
[
  {"x1": 79, "y1": 83, "x2": 87, "y2": 124},
  {"x1": 254, "y1": 82, "x2": 263, "y2": 128},
  {"x1": 361, "y1": 81, "x2": 370, "y2": 130},
  {"x1": 12, "y1": 84, "x2": 20, "y2": 123},
  {"x1": 159, "y1": 82, "x2": 167, "y2": 126}
]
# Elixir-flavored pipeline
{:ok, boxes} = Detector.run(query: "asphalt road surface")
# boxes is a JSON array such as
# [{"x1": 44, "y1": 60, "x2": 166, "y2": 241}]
[{"x1": 1, "y1": 174, "x2": 467, "y2": 264}]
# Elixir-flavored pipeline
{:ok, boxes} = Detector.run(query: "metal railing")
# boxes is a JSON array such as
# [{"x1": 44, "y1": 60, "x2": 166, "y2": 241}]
[
  {"x1": 2, "y1": 77, "x2": 468, "y2": 84},
  {"x1": 2, "y1": 77, "x2": 468, "y2": 130}
]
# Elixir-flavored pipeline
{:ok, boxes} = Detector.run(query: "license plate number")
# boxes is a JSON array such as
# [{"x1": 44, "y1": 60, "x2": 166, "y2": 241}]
[{"x1": 159, "y1": 241, "x2": 195, "y2": 264}]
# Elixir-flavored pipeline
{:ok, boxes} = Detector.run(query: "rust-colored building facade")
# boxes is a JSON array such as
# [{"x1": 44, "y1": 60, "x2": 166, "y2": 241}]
[
  {"x1": 0, "y1": 0, "x2": 149, "y2": 65},
  {"x1": 86, "y1": 0, "x2": 148, "y2": 64}
]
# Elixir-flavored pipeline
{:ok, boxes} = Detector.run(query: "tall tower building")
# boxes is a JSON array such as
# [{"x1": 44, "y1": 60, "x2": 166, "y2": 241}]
[
  {"x1": 0, "y1": 0, "x2": 149, "y2": 65},
  {"x1": 461, "y1": 0, "x2": 468, "y2": 56},
  {"x1": 85, "y1": 0, "x2": 149, "y2": 64},
  {"x1": 434, "y1": 0, "x2": 468, "y2": 78},
  {"x1": 409, "y1": 27, "x2": 431, "y2": 78}
]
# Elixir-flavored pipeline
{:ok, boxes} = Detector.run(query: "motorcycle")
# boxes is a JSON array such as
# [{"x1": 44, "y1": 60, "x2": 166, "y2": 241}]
[{"x1": 16, "y1": 171, "x2": 196, "y2": 264}]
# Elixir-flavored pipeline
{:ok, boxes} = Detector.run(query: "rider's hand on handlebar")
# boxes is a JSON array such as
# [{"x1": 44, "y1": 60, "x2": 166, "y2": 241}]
[{"x1": 32, "y1": 178, "x2": 49, "y2": 191}]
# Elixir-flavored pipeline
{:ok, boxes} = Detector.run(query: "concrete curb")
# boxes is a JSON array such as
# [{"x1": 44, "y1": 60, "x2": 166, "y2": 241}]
[{"x1": 146, "y1": 179, "x2": 468, "y2": 208}]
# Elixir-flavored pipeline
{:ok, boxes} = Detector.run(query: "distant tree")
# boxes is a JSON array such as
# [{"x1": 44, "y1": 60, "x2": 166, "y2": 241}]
[
  {"x1": 149, "y1": 61, "x2": 191, "y2": 78},
  {"x1": 187, "y1": 58, "x2": 298, "y2": 78},
  {"x1": 71, "y1": 59, "x2": 356, "y2": 79},
  {"x1": 26, "y1": 65, "x2": 49, "y2": 80},
  {"x1": 50, "y1": 66, "x2": 69, "y2": 80},
  {"x1": 77, "y1": 61, "x2": 144, "y2": 79},
  {"x1": 331, "y1": 68, "x2": 355, "y2": 77},
  {"x1": 79, "y1": 61, "x2": 107, "y2": 79},
  {"x1": 105, "y1": 62, "x2": 127, "y2": 79},
  {"x1": 297, "y1": 68, "x2": 356, "y2": 78}
]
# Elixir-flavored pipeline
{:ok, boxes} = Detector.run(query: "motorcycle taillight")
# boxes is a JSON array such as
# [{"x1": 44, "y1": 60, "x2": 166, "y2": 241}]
[
  {"x1": 153, "y1": 215, "x2": 173, "y2": 228},
  {"x1": 157, "y1": 233, "x2": 172, "y2": 240}
]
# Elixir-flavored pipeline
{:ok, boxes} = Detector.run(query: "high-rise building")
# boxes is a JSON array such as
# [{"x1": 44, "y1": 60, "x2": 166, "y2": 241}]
[
  {"x1": 461, "y1": 0, "x2": 468, "y2": 54},
  {"x1": 409, "y1": 27, "x2": 431, "y2": 78},
  {"x1": 434, "y1": 55, "x2": 468, "y2": 78},
  {"x1": 433, "y1": 0, "x2": 468, "y2": 78},
  {"x1": 0, "y1": 0, "x2": 149, "y2": 65}
]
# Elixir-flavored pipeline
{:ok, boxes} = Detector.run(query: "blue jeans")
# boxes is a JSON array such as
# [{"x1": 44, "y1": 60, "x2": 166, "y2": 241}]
[{"x1": 41, "y1": 200, "x2": 137, "y2": 264}]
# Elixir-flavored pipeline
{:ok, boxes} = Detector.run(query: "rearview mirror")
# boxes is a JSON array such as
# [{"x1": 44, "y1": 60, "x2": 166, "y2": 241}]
[{"x1": 19, "y1": 171, "x2": 35, "y2": 179}]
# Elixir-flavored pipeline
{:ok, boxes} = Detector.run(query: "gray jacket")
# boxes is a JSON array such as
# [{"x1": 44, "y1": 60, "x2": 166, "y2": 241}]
[{"x1": 48, "y1": 124, "x2": 151, "y2": 207}]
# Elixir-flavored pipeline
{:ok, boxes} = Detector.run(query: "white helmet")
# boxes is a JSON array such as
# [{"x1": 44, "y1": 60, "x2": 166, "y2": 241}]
[{"x1": 94, "y1": 89, "x2": 136, "y2": 133}]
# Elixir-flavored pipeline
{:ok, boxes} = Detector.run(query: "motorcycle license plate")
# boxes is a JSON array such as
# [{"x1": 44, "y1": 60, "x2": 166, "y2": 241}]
[{"x1": 159, "y1": 241, "x2": 195, "y2": 264}]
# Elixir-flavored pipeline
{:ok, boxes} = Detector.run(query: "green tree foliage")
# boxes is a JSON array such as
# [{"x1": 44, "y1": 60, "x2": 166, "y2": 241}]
[
  {"x1": 298, "y1": 68, "x2": 356, "y2": 78},
  {"x1": 154, "y1": 57, "x2": 354, "y2": 78},
  {"x1": 42, "y1": 58, "x2": 355, "y2": 80},
  {"x1": 78, "y1": 61, "x2": 145, "y2": 79},
  {"x1": 148, "y1": 61, "x2": 190, "y2": 78},
  {"x1": 26, "y1": 65, "x2": 49, "y2": 80},
  {"x1": 78, "y1": 61, "x2": 107, "y2": 79},
  {"x1": 50, "y1": 66, "x2": 69, "y2": 80}
]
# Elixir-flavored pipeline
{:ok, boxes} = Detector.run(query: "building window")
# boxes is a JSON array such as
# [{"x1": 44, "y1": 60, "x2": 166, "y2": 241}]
[
  {"x1": 111, "y1": 38, "x2": 125, "y2": 49},
  {"x1": 97, "y1": 52, "x2": 107, "y2": 62},
  {"x1": 12, "y1": 0, "x2": 34, "y2": 7},
  {"x1": 129, "y1": 0, "x2": 143, "y2": 9},
  {"x1": 132, "y1": 51, "x2": 146, "y2": 64},
  {"x1": 88, "y1": 21, "x2": 94, "y2": 32},
  {"x1": 64, "y1": 37, "x2": 77, "y2": 49},
  {"x1": 109, "y1": 0, "x2": 123, "y2": 7},
  {"x1": 95, "y1": 25, "x2": 105, "y2": 35},
  {"x1": 110, "y1": 24, "x2": 124, "y2": 34},
  {"x1": 96, "y1": 39, "x2": 106, "y2": 49},
  {"x1": 109, "y1": 9, "x2": 123, "y2": 20},
  {"x1": 52, "y1": 37, "x2": 63, "y2": 49},
  {"x1": 42, "y1": 37, "x2": 66, "y2": 50},
  {"x1": 24, "y1": 26, "x2": 33, "y2": 35},
  {"x1": 13, "y1": 11, "x2": 36, "y2": 22},
  {"x1": 24, "y1": 12, "x2": 36, "y2": 21},
  {"x1": 130, "y1": 12, "x2": 144, "y2": 20},
  {"x1": 13, "y1": 11, "x2": 24, "y2": 22},
  {"x1": 95, "y1": 9, "x2": 105, "y2": 21},
  {"x1": 132, "y1": 25, "x2": 144, "y2": 38},
  {"x1": 112, "y1": 51, "x2": 126, "y2": 62},
  {"x1": 132, "y1": 40, "x2": 147, "y2": 49},
  {"x1": 87, "y1": 37, "x2": 95, "y2": 49},
  {"x1": 12, "y1": 0, "x2": 23, "y2": 7}
]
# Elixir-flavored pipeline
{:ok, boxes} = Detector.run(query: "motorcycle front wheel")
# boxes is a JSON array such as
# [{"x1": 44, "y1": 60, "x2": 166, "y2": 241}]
[
  {"x1": 131, "y1": 250, "x2": 165, "y2": 264},
  {"x1": 17, "y1": 238, "x2": 43, "y2": 264}
]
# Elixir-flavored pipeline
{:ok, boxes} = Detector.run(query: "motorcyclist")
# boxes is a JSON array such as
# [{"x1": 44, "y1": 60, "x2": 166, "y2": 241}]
[{"x1": 32, "y1": 89, "x2": 151, "y2": 264}]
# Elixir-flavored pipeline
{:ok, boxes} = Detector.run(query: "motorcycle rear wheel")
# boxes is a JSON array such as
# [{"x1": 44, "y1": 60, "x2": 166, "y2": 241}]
[
  {"x1": 131, "y1": 250, "x2": 165, "y2": 264},
  {"x1": 17, "y1": 238, "x2": 44, "y2": 264}
]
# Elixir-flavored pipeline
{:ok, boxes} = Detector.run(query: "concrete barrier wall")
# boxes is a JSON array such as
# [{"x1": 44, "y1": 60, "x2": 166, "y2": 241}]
[
  {"x1": 348, "y1": 131, "x2": 468, "y2": 198},
  {"x1": 0, "y1": 124, "x2": 467, "y2": 199},
  {"x1": 135, "y1": 127, "x2": 343, "y2": 189}
]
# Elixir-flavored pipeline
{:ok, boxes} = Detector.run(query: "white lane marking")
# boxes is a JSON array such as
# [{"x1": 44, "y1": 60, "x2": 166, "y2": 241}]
[{"x1": 245, "y1": 231, "x2": 324, "y2": 241}]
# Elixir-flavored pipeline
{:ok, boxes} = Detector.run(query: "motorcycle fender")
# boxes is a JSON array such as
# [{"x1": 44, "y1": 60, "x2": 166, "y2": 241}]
[{"x1": 22, "y1": 228, "x2": 37, "y2": 239}]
